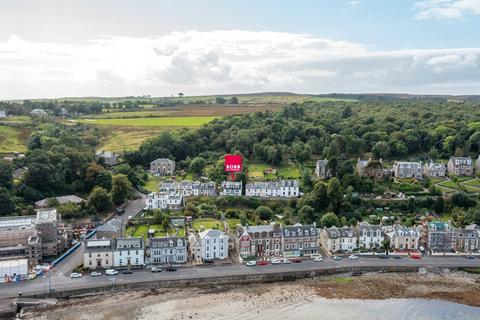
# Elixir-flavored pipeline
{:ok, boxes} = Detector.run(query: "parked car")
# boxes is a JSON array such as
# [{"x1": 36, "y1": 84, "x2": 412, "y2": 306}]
[
  {"x1": 166, "y1": 266, "x2": 177, "y2": 272},
  {"x1": 291, "y1": 258, "x2": 302, "y2": 264},
  {"x1": 377, "y1": 255, "x2": 389, "y2": 259},
  {"x1": 282, "y1": 259, "x2": 291, "y2": 264},
  {"x1": 106, "y1": 269, "x2": 118, "y2": 276},
  {"x1": 116, "y1": 208, "x2": 125, "y2": 215},
  {"x1": 271, "y1": 259, "x2": 282, "y2": 265},
  {"x1": 466, "y1": 255, "x2": 476, "y2": 259},
  {"x1": 122, "y1": 269, "x2": 133, "y2": 274},
  {"x1": 70, "y1": 272, "x2": 82, "y2": 278},
  {"x1": 314, "y1": 256, "x2": 324, "y2": 262},
  {"x1": 151, "y1": 266, "x2": 162, "y2": 272},
  {"x1": 410, "y1": 255, "x2": 421, "y2": 260},
  {"x1": 90, "y1": 271, "x2": 102, "y2": 277},
  {"x1": 332, "y1": 256, "x2": 342, "y2": 261},
  {"x1": 257, "y1": 260, "x2": 270, "y2": 266},
  {"x1": 348, "y1": 255, "x2": 359, "y2": 260},
  {"x1": 246, "y1": 261, "x2": 257, "y2": 267},
  {"x1": 393, "y1": 255, "x2": 402, "y2": 259}
]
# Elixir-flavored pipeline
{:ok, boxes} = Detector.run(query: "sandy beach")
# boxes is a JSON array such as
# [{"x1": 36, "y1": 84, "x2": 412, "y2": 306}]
[{"x1": 18, "y1": 271, "x2": 480, "y2": 320}]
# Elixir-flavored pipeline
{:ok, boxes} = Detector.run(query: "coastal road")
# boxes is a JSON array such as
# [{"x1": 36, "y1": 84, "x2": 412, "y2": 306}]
[{"x1": 2, "y1": 256, "x2": 479, "y2": 299}]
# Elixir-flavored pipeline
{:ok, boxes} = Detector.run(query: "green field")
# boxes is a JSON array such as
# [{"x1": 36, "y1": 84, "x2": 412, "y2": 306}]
[
  {"x1": 227, "y1": 218, "x2": 241, "y2": 229},
  {"x1": 0, "y1": 125, "x2": 28, "y2": 153},
  {"x1": 76, "y1": 116, "x2": 217, "y2": 127},
  {"x1": 144, "y1": 175, "x2": 162, "y2": 192},
  {"x1": 463, "y1": 179, "x2": 480, "y2": 187},
  {"x1": 191, "y1": 218, "x2": 223, "y2": 232},
  {"x1": 456, "y1": 176, "x2": 475, "y2": 182},
  {"x1": 86, "y1": 110, "x2": 176, "y2": 119}
]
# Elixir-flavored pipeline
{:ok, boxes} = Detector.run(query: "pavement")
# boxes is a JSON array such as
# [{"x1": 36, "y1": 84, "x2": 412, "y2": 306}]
[{"x1": 1, "y1": 256, "x2": 479, "y2": 299}]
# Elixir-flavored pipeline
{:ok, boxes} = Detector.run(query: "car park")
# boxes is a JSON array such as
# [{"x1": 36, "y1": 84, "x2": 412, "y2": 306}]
[
  {"x1": 246, "y1": 261, "x2": 256, "y2": 266},
  {"x1": 106, "y1": 269, "x2": 119, "y2": 275},
  {"x1": 90, "y1": 271, "x2": 102, "y2": 277},
  {"x1": 70, "y1": 272, "x2": 82, "y2": 278},
  {"x1": 151, "y1": 266, "x2": 162, "y2": 272}
]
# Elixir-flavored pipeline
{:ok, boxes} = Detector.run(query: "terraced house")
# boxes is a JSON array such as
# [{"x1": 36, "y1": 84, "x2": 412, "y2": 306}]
[
  {"x1": 320, "y1": 226, "x2": 357, "y2": 253},
  {"x1": 454, "y1": 224, "x2": 480, "y2": 253},
  {"x1": 146, "y1": 192, "x2": 183, "y2": 209},
  {"x1": 159, "y1": 180, "x2": 217, "y2": 197},
  {"x1": 245, "y1": 180, "x2": 299, "y2": 198},
  {"x1": 83, "y1": 239, "x2": 114, "y2": 270},
  {"x1": 423, "y1": 162, "x2": 446, "y2": 177},
  {"x1": 356, "y1": 223, "x2": 384, "y2": 250},
  {"x1": 237, "y1": 224, "x2": 283, "y2": 258},
  {"x1": 149, "y1": 236, "x2": 187, "y2": 264},
  {"x1": 220, "y1": 181, "x2": 242, "y2": 196},
  {"x1": 447, "y1": 156, "x2": 474, "y2": 176},
  {"x1": 385, "y1": 226, "x2": 419, "y2": 251},
  {"x1": 282, "y1": 224, "x2": 319, "y2": 257},
  {"x1": 423, "y1": 221, "x2": 456, "y2": 253},
  {"x1": 113, "y1": 238, "x2": 145, "y2": 268}
]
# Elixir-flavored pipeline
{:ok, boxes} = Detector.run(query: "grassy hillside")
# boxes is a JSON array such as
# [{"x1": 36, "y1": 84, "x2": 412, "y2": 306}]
[
  {"x1": 76, "y1": 116, "x2": 217, "y2": 127},
  {"x1": 0, "y1": 125, "x2": 29, "y2": 153}
]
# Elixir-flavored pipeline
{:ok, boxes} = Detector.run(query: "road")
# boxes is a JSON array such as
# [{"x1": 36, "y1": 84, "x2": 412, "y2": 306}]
[
  {"x1": 46, "y1": 190, "x2": 147, "y2": 281},
  {"x1": 1, "y1": 256, "x2": 479, "y2": 299}
]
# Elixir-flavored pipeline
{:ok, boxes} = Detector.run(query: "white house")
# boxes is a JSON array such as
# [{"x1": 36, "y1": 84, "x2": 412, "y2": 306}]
[
  {"x1": 113, "y1": 238, "x2": 145, "y2": 268},
  {"x1": 320, "y1": 226, "x2": 357, "y2": 253},
  {"x1": 189, "y1": 229, "x2": 229, "y2": 261},
  {"x1": 159, "y1": 180, "x2": 216, "y2": 197},
  {"x1": 30, "y1": 109, "x2": 47, "y2": 116},
  {"x1": 385, "y1": 226, "x2": 420, "y2": 251},
  {"x1": 356, "y1": 223, "x2": 384, "y2": 250},
  {"x1": 146, "y1": 192, "x2": 183, "y2": 210},
  {"x1": 0, "y1": 110, "x2": 6, "y2": 118},
  {"x1": 220, "y1": 181, "x2": 242, "y2": 196},
  {"x1": 245, "y1": 180, "x2": 299, "y2": 198},
  {"x1": 83, "y1": 239, "x2": 114, "y2": 270}
]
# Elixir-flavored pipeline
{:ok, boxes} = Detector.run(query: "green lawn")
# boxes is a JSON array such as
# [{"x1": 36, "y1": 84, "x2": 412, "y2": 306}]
[
  {"x1": 462, "y1": 185, "x2": 480, "y2": 193},
  {"x1": 438, "y1": 180, "x2": 458, "y2": 189},
  {"x1": 429, "y1": 177, "x2": 446, "y2": 184},
  {"x1": 126, "y1": 224, "x2": 185, "y2": 239},
  {"x1": 144, "y1": 175, "x2": 162, "y2": 192},
  {"x1": 84, "y1": 110, "x2": 175, "y2": 119},
  {"x1": 456, "y1": 176, "x2": 475, "y2": 182},
  {"x1": 76, "y1": 116, "x2": 217, "y2": 127},
  {"x1": 436, "y1": 185, "x2": 455, "y2": 194},
  {"x1": 0, "y1": 125, "x2": 28, "y2": 153},
  {"x1": 191, "y1": 218, "x2": 223, "y2": 232},
  {"x1": 247, "y1": 162, "x2": 300, "y2": 181},
  {"x1": 227, "y1": 218, "x2": 241, "y2": 229},
  {"x1": 463, "y1": 179, "x2": 480, "y2": 187}
]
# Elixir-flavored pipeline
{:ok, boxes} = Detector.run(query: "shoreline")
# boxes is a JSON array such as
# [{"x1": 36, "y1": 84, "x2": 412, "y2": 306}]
[{"x1": 17, "y1": 271, "x2": 480, "y2": 319}]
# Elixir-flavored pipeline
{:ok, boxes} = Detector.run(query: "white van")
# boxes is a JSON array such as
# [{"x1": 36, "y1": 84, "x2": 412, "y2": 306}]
[{"x1": 105, "y1": 269, "x2": 118, "y2": 275}]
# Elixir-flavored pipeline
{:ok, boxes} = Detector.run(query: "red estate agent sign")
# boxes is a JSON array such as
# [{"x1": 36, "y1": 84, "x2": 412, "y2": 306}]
[{"x1": 224, "y1": 154, "x2": 242, "y2": 180}]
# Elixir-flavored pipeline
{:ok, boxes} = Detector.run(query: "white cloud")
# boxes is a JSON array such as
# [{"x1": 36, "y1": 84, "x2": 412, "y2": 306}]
[
  {"x1": 347, "y1": 1, "x2": 363, "y2": 6},
  {"x1": 1, "y1": 30, "x2": 480, "y2": 99},
  {"x1": 414, "y1": 0, "x2": 480, "y2": 20}
]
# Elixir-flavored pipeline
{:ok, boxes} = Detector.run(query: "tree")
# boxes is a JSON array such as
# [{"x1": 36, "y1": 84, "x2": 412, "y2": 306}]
[
  {"x1": 229, "y1": 96, "x2": 239, "y2": 104},
  {"x1": 0, "y1": 160, "x2": 13, "y2": 189},
  {"x1": 85, "y1": 162, "x2": 103, "y2": 190},
  {"x1": 111, "y1": 174, "x2": 132, "y2": 205},
  {"x1": 215, "y1": 96, "x2": 226, "y2": 104},
  {"x1": 255, "y1": 206, "x2": 273, "y2": 221},
  {"x1": 320, "y1": 212, "x2": 339, "y2": 228},
  {"x1": 299, "y1": 205, "x2": 317, "y2": 224},
  {"x1": 189, "y1": 157, "x2": 207, "y2": 176},
  {"x1": 0, "y1": 188, "x2": 15, "y2": 215},
  {"x1": 87, "y1": 187, "x2": 112, "y2": 214},
  {"x1": 327, "y1": 177, "x2": 343, "y2": 213},
  {"x1": 452, "y1": 192, "x2": 476, "y2": 209},
  {"x1": 96, "y1": 170, "x2": 113, "y2": 191},
  {"x1": 162, "y1": 216, "x2": 170, "y2": 231},
  {"x1": 372, "y1": 141, "x2": 391, "y2": 158}
]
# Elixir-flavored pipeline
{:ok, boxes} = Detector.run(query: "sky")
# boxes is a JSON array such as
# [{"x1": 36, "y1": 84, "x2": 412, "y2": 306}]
[{"x1": 1, "y1": 0, "x2": 480, "y2": 99}]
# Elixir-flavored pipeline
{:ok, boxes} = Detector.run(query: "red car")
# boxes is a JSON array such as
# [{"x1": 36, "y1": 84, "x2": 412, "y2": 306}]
[
  {"x1": 257, "y1": 260, "x2": 270, "y2": 266},
  {"x1": 410, "y1": 255, "x2": 421, "y2": 260},
  {"x1": 291, "y1": 258, "x2": 302, "y2": 263}
]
